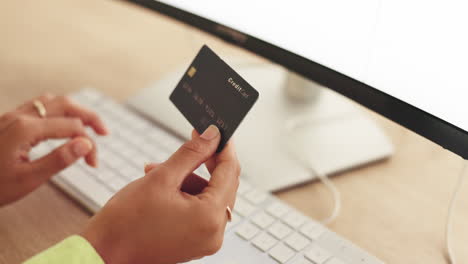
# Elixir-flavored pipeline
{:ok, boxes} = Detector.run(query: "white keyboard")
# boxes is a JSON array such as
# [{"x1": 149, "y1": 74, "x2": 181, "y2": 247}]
[{"x1": 30, "y1": 90, "x2": 384, "y2": 264}]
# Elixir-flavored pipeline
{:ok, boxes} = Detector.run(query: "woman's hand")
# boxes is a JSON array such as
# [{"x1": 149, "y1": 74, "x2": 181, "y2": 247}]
[
  {"x1": 82, "y1": 125, "x2": 240, "y2": 264},
  {"x1": 0, "y1": 94, "x2": 107, "y2": 206}
]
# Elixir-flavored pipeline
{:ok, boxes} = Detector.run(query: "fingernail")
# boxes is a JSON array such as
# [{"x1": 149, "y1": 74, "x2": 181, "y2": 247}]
[
  {"x1": 73, "y1": 138, "x2": 93, "y2": 156},
  {"x1": 144, "y1": 162, "x2": 150, "y2": 171},
  {"x1": 200, "y1": 125, "x2": 219, "y2": 140}
]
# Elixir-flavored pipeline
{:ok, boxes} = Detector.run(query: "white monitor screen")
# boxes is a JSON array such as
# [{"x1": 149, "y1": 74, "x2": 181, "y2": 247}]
[{"x1": 158, "y1": 0, "x2": 468, "y2": 133}]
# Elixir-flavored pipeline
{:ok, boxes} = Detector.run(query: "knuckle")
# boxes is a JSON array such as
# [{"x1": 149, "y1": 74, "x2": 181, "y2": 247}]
[
  {"x1": 152, "y1": 163, "x2": 170, "y2": 175},
  {"x1": 9, "y1": 116, "x2": 34, "y2": 139},
  {"x1": 150, "y1": 171, "x2": 171, "y2": 186},
  {"x1": 197, "y1": 208, "x2": 224, "y2": 235},
  {"x1": 58, "y1": 95, "x2": 74, "y2": 106},
  {"x1": 0, "y1": 111, "x2": 17, "y2": 122},
  {"x1": 87, "y1": 112, "x2": 99, "y2": 123},
  {"x1": 147, "y1": 164, "x2": 171, "y2": 184},
  {"x1": 13, "y1": 115, "x2": 32, "y2": 130},
  {"x1": 55, "y1": 147, "x2": 74, "y2": 168},
  {"x1": 181, "y1": 140, "x2": 205, "y2": 156},
  {"x1": 88, "y1": 110, "x2": 99, "y2": 119},
  {"x1": 71, "y1": 118, "x2": 85, "y2": 130},
  {"x1": 203, "y1": 236, "x2": 224, "y2": 256},
  {"x1": 39, "y1": 93, "x2": 54, "y2": 101},
  {"x1": 199, "y1": 219, "x2": 219, "y2": 235},
  {"x1": 209, "y1": 196, "x2": 224, "y2": 210}
]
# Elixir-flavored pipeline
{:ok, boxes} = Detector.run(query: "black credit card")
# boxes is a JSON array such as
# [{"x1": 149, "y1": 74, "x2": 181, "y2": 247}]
[{"x1": 170, "y1": 45, "x2": 259, "y2": 152}]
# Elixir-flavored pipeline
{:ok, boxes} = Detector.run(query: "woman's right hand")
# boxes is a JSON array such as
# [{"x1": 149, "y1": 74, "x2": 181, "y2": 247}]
[{"x1": 82, "y1": 125, "x2": 240, "y2": 264}]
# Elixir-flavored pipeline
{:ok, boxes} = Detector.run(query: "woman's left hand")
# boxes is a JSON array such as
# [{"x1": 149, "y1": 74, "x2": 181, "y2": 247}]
[{"x1": 0, "y1": 94, "x2": 108, "y2": 206}]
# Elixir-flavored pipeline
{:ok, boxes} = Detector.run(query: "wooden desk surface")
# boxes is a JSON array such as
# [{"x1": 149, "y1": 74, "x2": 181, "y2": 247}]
[{"x1": 1, "y1": 1, "x2": 467, "y2": 263}]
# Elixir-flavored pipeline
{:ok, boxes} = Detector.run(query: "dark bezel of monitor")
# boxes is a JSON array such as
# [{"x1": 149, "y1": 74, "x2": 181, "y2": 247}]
[{"x1": 128, "y1": 0, "x2": 468, "y2": 159}]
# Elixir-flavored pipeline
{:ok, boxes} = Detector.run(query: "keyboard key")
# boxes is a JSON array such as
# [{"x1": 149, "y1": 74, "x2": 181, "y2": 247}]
[
  {"x1": 108, "y1": 139, "x2": 129, "y2": 154},
  {"x1": 119, "y1": 128, "x2": 136, "y2": 142},
  {"x1": 99, "y1": 147, "x2": 114, "y2": 158},
  {"x1": 147, "y1": 130, "x2": 168, "y2": 144},
  {"x1": 140, "y1": 142, "x2": 160, "y2": 156},
  {"x1": 187, "y1": 260, "x2": 205, "y2": 264},
  {"x1": 290, "y1": 257, "x2": 314, "y2": 264},
  {"x1": 269, "y1": 243, "x2": 295, "y2": 263},
  {"x1": 112, "y1": 109, "x2": 135, "y2": 123},
  {"x1": 186, "y1": 259, "x2": 206, "y2": 264},
  {"x1": 85, "y1": 127, "x2": 97, "y2": 138},
  {"x1": 60, "y1": 166, "x2": 113, "y2": 208},
  {"x1": 268, "y1": 222, "x2": 292, "y2": 240},
  {"x1": 150, "y1": 151, "x2": 169, "y2": 163},
  {"x1": 237, "y1": 179, "x2": 252, "y2": 195},
  {"x1": 48, "y1": 139, "x2": 67, "y2": 149},
  {"x1": 95, "y1": 134, "x2": 113, "y2": 146},
  {"x1": 234, "y1": 198, "x2": 256, "y2": 217},
  {"x1": 235, "y1": 222, "x2": 259, "y2": 240},
  {"x1": 226, "y1": 212, "x2": 242, "y2": 230},
  {"x1": 284, "y1": 233, "x2": 310, "y2": 251},
  {"x1": 283, "y1": 211, "x2": 307, "y2": 229},
  {"x1": 326, "y1": 258, "x2": 346, "y2": 264},
  {"x1": 304, "y1": 244, "x2": 332, "y2": 264},
  {"x1": 30, "y1": 144, "x2": 50, "y2": 160},
  {"x1": 108, "y1": 178, "x2": 127, "y2": 192},
  {"x1": 131, "y1": 118, "x2": 151, "y2": 130},
  {"x1": 318, "y1": 232, "x2": 383, "y2": 264},
  {"x1": 101, "y1": 101, "x2": 123, "y2": 117},
  {"x1": 252, "y1": 232, "x2": 278, "y2": 252},
  {"x1": 118, "y1": 166, "x2": 142, "y2": 180},
  {"x1": 266, "y1": 201, "x2": 289, "y2": 218},
  {"x1": 103, "y1": 152, "x2": 127, "y2": 170},
  {"x1": 129, "y1": 153, "x2": 151, "y2": 168},
  {"x1": 118, "y1": 147, "x2": 138, "y2": 160},
  {"x1": 194, "y1": 166, "x2": 210, "y2": 179},
  {"x1": 29, "y1": 149, "x2": 40, "y2": 160},
  {"x1": 106, "y1": 120, "x2": 122, "y2": 132},
  {"x1": 78, "y1": 89, "x2": 101, "y2": 102},
  {"x1": 154, "y1": 133, "x2": 182, "y2": 152},
  {"x1": 93, "y1": 168, "x2": 115, "y2": 182},
  {"x1": 244, "y1": 189, "x2": 268, "y2": 205},
  {"x1": 251, "y1": 212, "x2": 274, "y2": 229},
  {"x1": 300, "y1": 221, "x2": 326, "y2": 241}
]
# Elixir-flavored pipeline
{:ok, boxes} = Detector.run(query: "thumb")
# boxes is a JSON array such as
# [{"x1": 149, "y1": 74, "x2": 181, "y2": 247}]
[
  {"x1": 160, "y1": 125, "x2": 220, "y2": 185},
  {"x1": 29, "y1": 137, "x2": 93, "y2": 180}
]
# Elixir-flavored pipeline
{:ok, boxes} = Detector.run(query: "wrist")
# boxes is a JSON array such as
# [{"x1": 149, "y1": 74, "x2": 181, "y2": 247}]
[{"x1": 81, "y1": 220, "x2": 130, "y2": 264}]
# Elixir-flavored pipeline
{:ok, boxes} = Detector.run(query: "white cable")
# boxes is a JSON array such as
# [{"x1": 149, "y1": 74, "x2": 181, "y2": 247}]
[
  {"x1": 445, "y1": 160, "x2": 468, "y2": 264},
  {"x1": 308, "y1": 164, "x2": 342, "y2": 225},
  {"x1": 284, "y1": 115, "x2": 342, "y2": 225}
]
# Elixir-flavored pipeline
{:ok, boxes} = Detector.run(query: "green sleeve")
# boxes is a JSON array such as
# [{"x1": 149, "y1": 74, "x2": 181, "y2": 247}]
[{"x1": 24, "y1": 235, "x2": 105, "y2": 264}]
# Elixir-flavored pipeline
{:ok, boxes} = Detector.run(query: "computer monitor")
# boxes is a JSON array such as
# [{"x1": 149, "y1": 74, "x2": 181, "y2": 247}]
[{"x1": 129, "y1": 0, "x2": 468, "y2": 159}]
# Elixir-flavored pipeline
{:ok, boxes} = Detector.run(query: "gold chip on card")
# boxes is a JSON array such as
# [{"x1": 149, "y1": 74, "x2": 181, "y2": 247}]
[{"x1": 187, "y1": 66, "x2": 197, "y2": 77}]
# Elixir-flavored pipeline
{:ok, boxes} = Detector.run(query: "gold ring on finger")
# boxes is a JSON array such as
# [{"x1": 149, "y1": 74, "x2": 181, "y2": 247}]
[
  {"x1": 226, "y1": 206, "x2": 233, "y2": 222},
  {"x1": 33, "y1": 100, "x2": 47, "y2": 118}
]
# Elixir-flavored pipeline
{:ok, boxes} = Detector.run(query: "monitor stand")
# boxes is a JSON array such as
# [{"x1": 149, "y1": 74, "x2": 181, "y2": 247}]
[{"x1": 127, "y1": 62, "x2": 393, "y2": 192}]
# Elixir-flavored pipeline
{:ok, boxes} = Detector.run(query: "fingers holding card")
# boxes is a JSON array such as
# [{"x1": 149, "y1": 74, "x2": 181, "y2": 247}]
[{"x1": 170, "y1": 45, "x2": 259, "y2": 152}]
